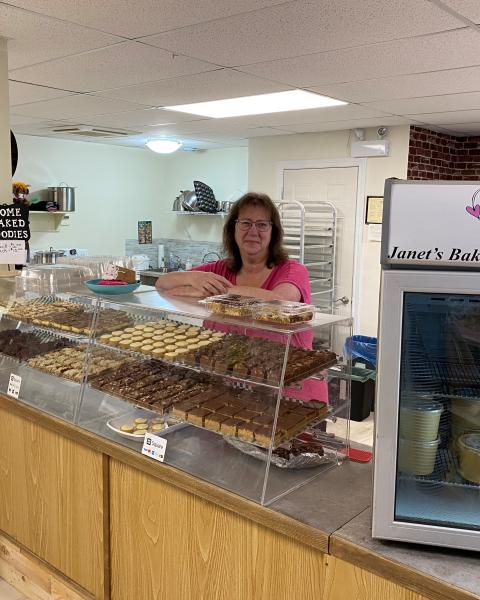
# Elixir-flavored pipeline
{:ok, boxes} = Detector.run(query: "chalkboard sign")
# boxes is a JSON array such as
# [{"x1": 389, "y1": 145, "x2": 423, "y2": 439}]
[{"x1": 0, "y1": 204, "x2": 30, "y2": 241}]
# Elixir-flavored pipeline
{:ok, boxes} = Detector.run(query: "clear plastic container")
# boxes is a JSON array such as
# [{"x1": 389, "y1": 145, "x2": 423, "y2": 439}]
[
  {"x1": 16, "y1": 264, "x2": 94, "y2": 295},
  {"x1": 202, "y1": 294, "x2": 260, "y2": 317},
  {"x1": 458, "y1": 433, "x2": 480, "y2": 484},
  {"x1": 253, "y1": 300, "x2": 315, "y2": 324}
]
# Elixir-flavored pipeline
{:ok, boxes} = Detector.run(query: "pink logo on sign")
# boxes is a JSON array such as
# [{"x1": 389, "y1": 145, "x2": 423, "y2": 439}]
[{"x1": 466, "y1": 189, "x2": 480, "y2": 219}]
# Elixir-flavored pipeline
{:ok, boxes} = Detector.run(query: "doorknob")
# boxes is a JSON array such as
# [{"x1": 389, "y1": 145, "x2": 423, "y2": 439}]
[{"x1": 334, "y1": 296, "x2": 350, "y2": 305}]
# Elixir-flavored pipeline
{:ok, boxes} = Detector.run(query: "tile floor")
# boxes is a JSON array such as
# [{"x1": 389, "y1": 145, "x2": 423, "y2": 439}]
[{"x1": 0, "y1": 578, "x2": 28, "y2": 599}]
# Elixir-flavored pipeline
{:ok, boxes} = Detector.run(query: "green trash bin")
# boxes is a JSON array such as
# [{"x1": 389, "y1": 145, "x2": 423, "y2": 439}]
[{"x1": 327, "y1": 366, "x2": 376, "y2": 422}]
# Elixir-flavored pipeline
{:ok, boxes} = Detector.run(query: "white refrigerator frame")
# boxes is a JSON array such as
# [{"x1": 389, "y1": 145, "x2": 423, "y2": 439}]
[{"x1": 373, "y1": 268, "x2": 480, "y2": 551}]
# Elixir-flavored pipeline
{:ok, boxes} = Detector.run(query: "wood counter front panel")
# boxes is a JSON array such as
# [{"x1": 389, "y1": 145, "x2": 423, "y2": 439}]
[
  {"x1": 110, "y1": 460, "x2": 327, "y2": 600},
  {"x1": 0, "y1": 407, "x2": 105, "y2": 598}
]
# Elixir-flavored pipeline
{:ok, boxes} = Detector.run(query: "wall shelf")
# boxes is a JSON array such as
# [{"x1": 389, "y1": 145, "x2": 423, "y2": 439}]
[
  {"x1": 172, "y1": 211, "x2": 227, "y2": 217},
  {"x1": 29, "y1": 211, "x2": 70, "y2": 232}
]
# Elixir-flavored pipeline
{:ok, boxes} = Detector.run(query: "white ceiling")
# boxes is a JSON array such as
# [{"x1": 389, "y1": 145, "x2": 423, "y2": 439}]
[{"x1": 3, "y1": 0, "x2": 480, "y2": 150}]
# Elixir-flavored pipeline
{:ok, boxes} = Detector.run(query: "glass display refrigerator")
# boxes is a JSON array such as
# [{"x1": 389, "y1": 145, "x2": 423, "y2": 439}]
[{"x1": 373, "y1": 179, "x2": 480, "y2": 552}]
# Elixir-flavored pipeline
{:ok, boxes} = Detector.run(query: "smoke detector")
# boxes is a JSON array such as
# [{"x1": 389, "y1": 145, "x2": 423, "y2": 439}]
[{"x1": 47, "y1": 125, "x2": 139, "y2": 138}]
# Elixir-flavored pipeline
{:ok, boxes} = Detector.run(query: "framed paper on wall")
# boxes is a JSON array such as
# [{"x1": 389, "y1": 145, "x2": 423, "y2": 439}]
[
  {"x1": 137, "y1": 221, "x2": 152, "y2": 244},
  {"x1": 365, "y1": 196, "x2": 383, "y2": 224}
]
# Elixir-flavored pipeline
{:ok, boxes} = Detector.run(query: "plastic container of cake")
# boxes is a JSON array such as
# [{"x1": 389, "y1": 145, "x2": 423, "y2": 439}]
[
  {"x1": 457, "y1": 433, "x2": 480, "y2": 484},
  {"x1": 253, "y1": 300, "x2": 315, "y2": 324},
  {"x1": 202, "y1": 294, "x2": 259, "y2": 317}
]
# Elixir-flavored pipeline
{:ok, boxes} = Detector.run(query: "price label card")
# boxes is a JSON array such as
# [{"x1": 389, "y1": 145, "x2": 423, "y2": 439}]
[
  {"x1": 0, "y1": 240, "x2": 26, "y2": 264},
  {"x1": 7, "y1": 374, "x2": 21, "y2": 399},
  {"x1": 142, "y1": 433, "x2": 167, "y2": 463}
]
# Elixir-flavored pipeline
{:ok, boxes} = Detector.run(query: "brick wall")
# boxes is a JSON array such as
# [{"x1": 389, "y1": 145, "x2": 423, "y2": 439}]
[{"x1": 408, "y1": 126, "x2": 480, "y2": 181}]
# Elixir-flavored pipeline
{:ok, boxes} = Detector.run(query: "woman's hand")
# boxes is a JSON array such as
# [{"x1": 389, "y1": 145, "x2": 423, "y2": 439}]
[
  {"x1": 156, "y1": 270, "x2": 231, "y2": 295},
  {"x1": 167, "y1": 285, "x2": 206, "y2": 298},
  {"x1": 189, "y1": 271, "x2": 232, "y2": 296}
]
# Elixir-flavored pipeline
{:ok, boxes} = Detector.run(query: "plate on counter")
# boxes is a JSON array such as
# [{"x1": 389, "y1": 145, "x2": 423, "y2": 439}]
[{"x1": 107, "y1": 409, "x2": 186, "y2": 442}]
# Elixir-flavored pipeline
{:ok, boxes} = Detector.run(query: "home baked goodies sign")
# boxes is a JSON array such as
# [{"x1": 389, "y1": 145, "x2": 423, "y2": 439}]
[
  {"x1": 0, "y1": 204, "x2": 30, "y2": 264},
  {"x1": 381, "y1": 180, "x2": 480, "y2": 269}
]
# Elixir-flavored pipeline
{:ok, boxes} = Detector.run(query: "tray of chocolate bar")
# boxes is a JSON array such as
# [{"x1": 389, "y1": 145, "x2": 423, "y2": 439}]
[
  {"x1": 170, "y1": 392, "x2": 329, "y2": 450},
  {"x1": 225, "y1": 435, "x2": 340, "y2": 469},
  {"x1": 201, "y1": 294, "x2": 260, "y2": 317},
  {"x1": 252, "y1": 300, "x2": 315, "y2": 324}
]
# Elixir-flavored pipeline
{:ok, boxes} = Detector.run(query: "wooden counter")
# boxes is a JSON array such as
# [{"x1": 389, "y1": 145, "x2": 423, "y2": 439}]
[{"x1": 0, "y1": 393, "x2": 478, "y2": 600}]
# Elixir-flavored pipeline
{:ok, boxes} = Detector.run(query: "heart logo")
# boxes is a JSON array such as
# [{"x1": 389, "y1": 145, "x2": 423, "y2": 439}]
[{"x1": 466, "y1": 204, "x2": 480, "y2": 219}]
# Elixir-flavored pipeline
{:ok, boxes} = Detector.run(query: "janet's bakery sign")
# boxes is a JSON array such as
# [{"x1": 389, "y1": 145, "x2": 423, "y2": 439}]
[{"x1": 382, "y1": 180, "x2": 480, "y2": 268}]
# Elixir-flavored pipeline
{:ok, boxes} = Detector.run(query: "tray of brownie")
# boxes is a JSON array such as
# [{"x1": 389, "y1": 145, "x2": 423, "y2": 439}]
[{"x1": 225, "y1": 434, "x2": 339, "y2": 469}]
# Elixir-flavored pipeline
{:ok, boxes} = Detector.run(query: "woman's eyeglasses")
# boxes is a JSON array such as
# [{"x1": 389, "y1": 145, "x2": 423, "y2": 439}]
[{"x1": 235, "y1": 219, "x2": 272, "y2": 232}]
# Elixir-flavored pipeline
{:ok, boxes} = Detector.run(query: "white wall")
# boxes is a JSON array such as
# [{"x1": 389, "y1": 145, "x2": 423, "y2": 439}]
[
  {"x1": 15, "y1": 136, "x2": 248, "y2": 253},
  {"x1": 15, "y1": 134, "x2": 168, "y2": 255},
  {"x1": 0, "y1": 38, "x2": 10, "y2": 201},
  {"x1": 158, "y1": 146, "x2": 248, "y2": 243},
  {"x1": 248, "y1": 126, "x2": 411, "y2": 336}
]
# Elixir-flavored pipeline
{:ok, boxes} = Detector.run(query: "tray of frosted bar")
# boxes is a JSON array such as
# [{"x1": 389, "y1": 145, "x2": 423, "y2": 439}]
[
  {"x1": 201, "y1": 294, "x2": 260, "y2": 317},
  {"x1": 252, "y1": 300, "x2": 315, "y2": 324}
]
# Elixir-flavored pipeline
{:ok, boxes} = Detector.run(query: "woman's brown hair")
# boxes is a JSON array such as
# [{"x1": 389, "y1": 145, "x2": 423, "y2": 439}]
[{"x1": 223, "y1": 192, "x2": 288, "y2": 272}]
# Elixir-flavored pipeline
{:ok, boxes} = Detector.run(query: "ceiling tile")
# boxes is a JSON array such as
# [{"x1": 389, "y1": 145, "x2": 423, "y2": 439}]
[
  {"x1": 10, "y1": 95, "x2": 145, "y2": 120},
  {"x1": 140, "y1": 0, "x2": 464, "y2": 67},
  {"x1": 9, "y1": 80, "x2": 74, "y2": 106},
  {"x1": 440, "y1": 1, "x2": 480, "y2": 23},
  {"x1": 237, "y1": 104, "x2": 392, "y2": 127},
  {"x1": 364, "y1": 91, "x2": 480, "y2": 115},
  {"x1": 0, "y1": 3, "x2": 122, "y2": 70},
  {"x1": 4, "y1": 0, "x2": 287, "y2": 38},
  {"x1": 94, "y1": 69, "x2": 292, "y2": 106},
  {"x1": 79, "y1": 108, "x2": 206, "y2": 128},
  {"x1": 308, "y1": 66, "x2": 480, "y2": 103},
  {"x1": 406, "y1": 109, "x2": 480, "y2": 124},
  {"x1": 9, "y1": 114, "x2": 48, "y2": 125},
  {"x1": 9, "y1": 41, "x2": 219, "y2": 93},
  {"x1": 241, "y1": 28, "x2": 480, "y2": 87},
  {"x1": 277, "y1": 116, "x2": 413, "y2": 133}
]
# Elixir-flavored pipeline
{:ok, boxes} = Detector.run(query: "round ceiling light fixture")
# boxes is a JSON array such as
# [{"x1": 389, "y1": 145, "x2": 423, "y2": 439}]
[{"x1": 146, "y1": 139, "x2": 182, "y2": 154}]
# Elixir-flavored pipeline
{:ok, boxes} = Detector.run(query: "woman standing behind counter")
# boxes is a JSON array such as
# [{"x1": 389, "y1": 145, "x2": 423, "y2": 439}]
[{"x1": 155, "y1": 192, "x2": 311, "y2": 303}]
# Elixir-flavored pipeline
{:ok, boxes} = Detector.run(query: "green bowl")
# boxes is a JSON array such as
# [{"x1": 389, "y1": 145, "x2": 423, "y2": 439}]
[{"x1": 84, "y1": 279, "x2": 140, "y2": 295}]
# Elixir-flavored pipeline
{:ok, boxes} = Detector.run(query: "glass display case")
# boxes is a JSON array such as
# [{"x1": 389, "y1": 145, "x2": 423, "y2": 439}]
[{"x1": 0, "y1": 283, "x2": 352, "y2": 506}]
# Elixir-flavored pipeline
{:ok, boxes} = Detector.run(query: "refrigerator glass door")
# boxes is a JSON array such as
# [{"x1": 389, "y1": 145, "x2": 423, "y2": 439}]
[
  {"x1": 395, "y1": 291, "x2": 480, "y2": 531},
  {"x1": 373, "y1": 270, "x2": 480, "y2": 551}
]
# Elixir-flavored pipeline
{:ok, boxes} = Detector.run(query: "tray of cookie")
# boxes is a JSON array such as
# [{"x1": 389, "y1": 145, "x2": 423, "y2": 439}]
[
  {"x1": 96, "y1": 319, "x2": 225, "y2": 361},
  {"x1": 106, "y1": 409, "x2": 187, "y2": 442}
]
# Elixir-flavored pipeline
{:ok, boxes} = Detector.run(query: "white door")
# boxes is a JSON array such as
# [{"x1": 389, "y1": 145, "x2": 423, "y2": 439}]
[{"x1": 281, "y1": 167, "x2": 359, "y2": 318}]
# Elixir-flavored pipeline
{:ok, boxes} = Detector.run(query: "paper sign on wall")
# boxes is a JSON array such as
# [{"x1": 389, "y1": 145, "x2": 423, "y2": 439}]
[
  {"x1": 141, "y1": 432, "x2": 167, "y2": 462},
  {"x1": 0, "y1": 240, "x2": 26, "y2": 264},
  {"x1": 7, "y1": 374, "x2": 21, "y2": 399}
]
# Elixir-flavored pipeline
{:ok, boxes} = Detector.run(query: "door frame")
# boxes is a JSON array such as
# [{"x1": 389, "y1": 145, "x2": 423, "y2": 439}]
[{"x1": 276, "y1": 158, "x2": 367, "y2": 333}]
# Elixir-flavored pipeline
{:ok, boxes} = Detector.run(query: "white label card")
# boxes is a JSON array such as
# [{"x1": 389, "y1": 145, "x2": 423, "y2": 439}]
[
  {"x1": 7, "y1": 374, "x2": 21, "y2": 399},
  {"x1": 141, "y1": 433, "x2": 167, "y2": 462},
  {"x1": 0, "y1": 240, "x2": 26, "y2": 264}
]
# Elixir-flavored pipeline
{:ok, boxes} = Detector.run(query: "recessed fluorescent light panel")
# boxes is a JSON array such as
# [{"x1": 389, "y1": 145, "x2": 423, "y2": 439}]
[{"x1": 165, "y1": 90, "x2": 347, "y2": 119}]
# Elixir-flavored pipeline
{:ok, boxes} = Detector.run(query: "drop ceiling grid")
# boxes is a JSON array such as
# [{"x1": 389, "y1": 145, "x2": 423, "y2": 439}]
[
  {"x1": 1, "y1": 0, "x2": 291, "y2": 39},
  {"x1": 4, "y1": 0, "x2": 480, "y2": 143},
  {"x1": 138, "y1": 0, "x2": 468, "y2": 67}
]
